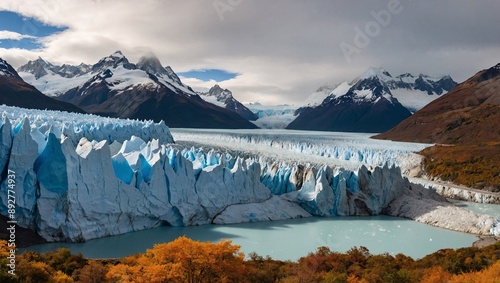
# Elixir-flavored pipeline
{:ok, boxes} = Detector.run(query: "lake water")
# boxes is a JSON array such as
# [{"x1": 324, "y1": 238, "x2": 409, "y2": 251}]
[
  {"x1": 24, "y1": 215, "x2": 481, "y2": 261},
  {"x1": 448, "y1": 199, "x2": 500, "y2": 219}
]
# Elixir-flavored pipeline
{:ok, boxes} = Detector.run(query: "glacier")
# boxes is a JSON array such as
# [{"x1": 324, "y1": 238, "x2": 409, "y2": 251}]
[
  {"x1": 171, "y1": 128, "x2": 430, "y2": 173},
  {"x1": 0, "y1": 105, "x2": 499, "y2": 242}
]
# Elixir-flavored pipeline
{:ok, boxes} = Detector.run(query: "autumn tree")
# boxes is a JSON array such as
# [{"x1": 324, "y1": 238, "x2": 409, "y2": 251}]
[
  {"x1": 72, "y1": 260, "x2": 108, "y2": 283},
  {"x1": 107, "y1": 236, "x2": 245, "y2": 283},
  {"x1": 0, "y1": 240, "x2": 20, "y2": 283},
  {"x1": 42, "y1": 248, "x2": 88, "y2": 276}
]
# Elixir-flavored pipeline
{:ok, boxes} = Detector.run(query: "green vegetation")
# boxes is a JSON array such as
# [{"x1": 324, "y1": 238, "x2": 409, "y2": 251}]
[
  {"x1": 421, "y1": 142, "x2": 500, "y2": 192},
  {"x1": 1, "y1": 237, "x2": 500, "y2": 283}
]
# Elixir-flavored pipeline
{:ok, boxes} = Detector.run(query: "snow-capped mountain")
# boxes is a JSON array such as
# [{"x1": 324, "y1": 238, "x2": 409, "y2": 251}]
[
  {"x1": 136, "y1": 54, "x2": 193, "y2": 93},
  {"x1": 0, "y1": 58, "x2": 84, "y2": 113},
  {"x1": 18, "y1": 57, "x2": 91, "y2": 79},
  {"x1": 198, "y1": 85, "x2": 258, "y2": 121},
  {"x1": 303, "y1": 84, "x2": 339, "y2": 107},
  {"x1": 376, "y1": 62, "x2": 500, "y2": 144},
  {"x1": 288, "y1": 67, "x2": 457, "y2": 133},
  {"x1": 0, "y1": 58, "x2": 17, "y2": 77},
  {"x1": 356, "y1": 67, "x2": 457, "y2": 112},
  {"x1": 18, "y1": 58, "x2": 93, "y2": 96},
  {"x1": 18, "y1": 51, "x2": 257, "y2": 129},
  {"x1": 302, "y1": 67, "x2": 457, "y2": 113}
]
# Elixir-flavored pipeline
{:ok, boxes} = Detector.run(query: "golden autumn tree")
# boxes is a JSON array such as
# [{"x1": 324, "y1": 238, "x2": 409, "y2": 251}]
[
  {"x1": 448, "y1": 260, "x2": 500, "y2": 283},
  {"x1": 107, "y1": 236, "x2": 245, "y2": 283}
]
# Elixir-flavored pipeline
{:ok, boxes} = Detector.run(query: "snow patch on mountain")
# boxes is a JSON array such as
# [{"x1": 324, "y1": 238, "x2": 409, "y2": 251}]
[
  {"x1": 105, "y1": 66, "x2": 157, "y2": 92},
  {"x1": 355, "y1": 66, "x2": 394, "y2": 82},
  {"x1": 304, "y1": 84, "x2": 337, "y2": 107},
  {"x1": 0, "y1": 58, "x2": 16, "y2": 77}
]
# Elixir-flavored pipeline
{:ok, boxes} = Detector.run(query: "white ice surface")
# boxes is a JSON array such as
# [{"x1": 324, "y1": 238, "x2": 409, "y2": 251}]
[{"x1": 170, "y1": 128, "x2": 431, "y2": 171}]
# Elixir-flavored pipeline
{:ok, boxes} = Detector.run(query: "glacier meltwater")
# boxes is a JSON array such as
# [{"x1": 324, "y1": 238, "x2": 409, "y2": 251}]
[{"x1": 0, "y1": 105, "x2": 499, "y2": 243}]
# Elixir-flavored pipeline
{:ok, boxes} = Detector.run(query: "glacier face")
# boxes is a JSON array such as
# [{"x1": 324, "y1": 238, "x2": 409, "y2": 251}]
[
  {"x1": 244, "y1": 104, "x2": 298, "y2": 129},
  {"x1": 1, "y1": 105, "x2": 499, "y2": 242},
  {"x1": 171, "y1": 128, "x2": 430, "y2": 173}
]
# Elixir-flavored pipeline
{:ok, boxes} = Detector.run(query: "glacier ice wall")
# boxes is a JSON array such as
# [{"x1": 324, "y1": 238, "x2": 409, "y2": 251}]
[
  {"x1": 171, "y1": 129, "x2": 431, "y2": 171},
  {"x1": 0, "y1": 105, "x2": 174, "y2": 146},
  {"x1": 0, "y1": 106, "x2": 498, "y2": 242},
  {"x1": 0, "y1": 114, "x2": 275, "y2": 241}
]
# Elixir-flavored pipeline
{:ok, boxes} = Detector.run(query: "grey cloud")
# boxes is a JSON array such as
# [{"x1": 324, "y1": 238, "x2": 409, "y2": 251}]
[{"x1": 0, "y1": 0, "x2": 499, "y2": 104}]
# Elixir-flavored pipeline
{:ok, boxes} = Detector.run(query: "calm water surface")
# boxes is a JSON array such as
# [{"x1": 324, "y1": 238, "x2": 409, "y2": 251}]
[{"x1": 24, "y1": 215, "x2": 479, "y2": 261}]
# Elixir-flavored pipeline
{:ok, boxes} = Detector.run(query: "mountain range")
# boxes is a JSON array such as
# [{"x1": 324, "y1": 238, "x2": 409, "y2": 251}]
[
  {"x1": 17, "y1": 51, "x2": 257, "y2": 129},
  {"x1": 287, "y1": 67, "x2": 457, "y2": 133},
  {"x1": 0, "y1": 58, "x2": 85, "y2": 113},
  {"x1": 375, "y1": 63, "x2": 500, "y2": 144},
  {"x1": 10, "y1": 53, "x2": 459, "y2": 132}
]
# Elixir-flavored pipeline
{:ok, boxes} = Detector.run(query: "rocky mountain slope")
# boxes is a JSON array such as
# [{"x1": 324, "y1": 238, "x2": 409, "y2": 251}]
[
  {"x1": 197, "y1": 84, "x2": 258, "y2": 121},
  {"x1": 375, "y1": 63, "x2": 500, "y2": 144}
]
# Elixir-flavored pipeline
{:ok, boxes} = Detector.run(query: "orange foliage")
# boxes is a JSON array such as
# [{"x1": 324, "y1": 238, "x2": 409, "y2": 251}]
[
  {"x1": 50, "y1": 270, "x2": 74, "y2": 283},
  {"x1": 419, "y1": 266, "x2": 452, "y2": 283},
  {"x1": 106, "y1": 236, "x2": 245, "y2": 283},
  {"x1": 421, "y1": 143, "x2": 500, "y2": 191},
  {"x1": 448, "y1": 260, "x2": 500, "y2": 283},
  {"x1": 2, "y1": 237, "x2": 499, "y2": 283}
]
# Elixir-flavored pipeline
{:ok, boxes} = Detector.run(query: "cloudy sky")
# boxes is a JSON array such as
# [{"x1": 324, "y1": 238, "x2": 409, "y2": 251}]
[{"x1": 0, "y1": 0, "x2": 499, "y2": 105}]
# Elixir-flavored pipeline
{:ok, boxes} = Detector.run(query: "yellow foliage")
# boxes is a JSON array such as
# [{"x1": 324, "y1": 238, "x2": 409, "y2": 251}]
[
  {"x1": 347, "y1": 274, "x2": 369, "y2": 283},
  {"x1": 50, "y1": 270, "x2": 74, "y2": 283},
  {"x1": 16, "y1": 259, "x2": 53, "y2": 283},
  {"x1": 419, "y1": 266, "x2": 452, "y2": 283},
  {"x1": 107, "y1": 236, "x2": 245, "y2": 283},
  {"x1": 421, "y1": 143, "x2": 500, "y2": 191},
  {"x1": 73, "y1": 260, "x2": 108, "y2": 283},
  {"x1": 448, "y1": 260, "x2": 500, "y2": 283}
]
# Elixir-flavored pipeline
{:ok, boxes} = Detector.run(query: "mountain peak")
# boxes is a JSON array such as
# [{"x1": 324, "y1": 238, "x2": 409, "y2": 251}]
[
  {"x1": 0, "y1": 58, "x2": 22, "y2": 78},
  {"x1": 358, "y1": 67, "x2": 393, "y2": 81},
  {"x1": 212, "y1": 84, "x2": 223, "y2": 91},
  {"x1": 477, "y1": 62, "x2": 500, "y2": 83},
  {"x1": 397, "y1": 73, "x2": 414, "y2": 78},
  {"x1": 111, "y1": 50, "x2": 124, "y2": 58},
  {"x1": 92, "y1": 50, "x2": 135, "y2": 73},
  {"x1": 17, "y1": 57, "x2": 55, "y2": 79},
  {"x1": 208, "y1": 84, "x2": 231, "y2": 98},
  {"x1": 137, "y1": 53, "x2": 165, "y2": 75}
]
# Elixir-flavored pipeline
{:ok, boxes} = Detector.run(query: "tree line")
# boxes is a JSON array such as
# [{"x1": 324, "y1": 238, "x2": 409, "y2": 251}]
[{"x1": 1, "y1": 236, "x2": 499, "y2": 282}]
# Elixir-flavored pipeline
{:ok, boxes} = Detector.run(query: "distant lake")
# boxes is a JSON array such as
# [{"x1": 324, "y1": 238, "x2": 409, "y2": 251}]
[{"x1": 24, "y1": 215, "x2": 479, "y2": 261}]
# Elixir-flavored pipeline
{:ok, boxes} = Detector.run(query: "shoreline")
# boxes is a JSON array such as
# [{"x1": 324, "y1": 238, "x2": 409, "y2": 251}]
[
  {"x1": 5, "y1": 212, "x2": 497, "y2": 250},
  {"x1": 473, "y1": 236, "x2": 500, "y2": 248},
  {"x1": 409, "y1": 177, "x2": 500, "y2": 204}
]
